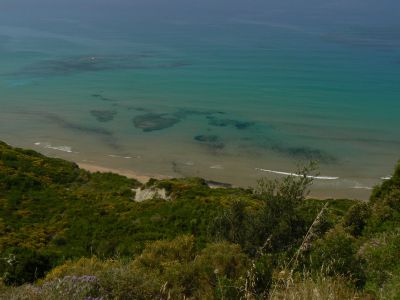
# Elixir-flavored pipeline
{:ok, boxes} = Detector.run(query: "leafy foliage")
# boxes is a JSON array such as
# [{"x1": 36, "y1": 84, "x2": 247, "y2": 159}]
[
  {"x1": 0, "y1": 141, "x2": 251, "y2": 284},
  {"x1": 0, "y1": 248, "x2": 54, "y2": 286},
  {"x1": 305, "y1": 163, "x2": 400, "y2": 297},
  {"x1": 0, "y1": 141, "x2": 399, "y2": 299}
]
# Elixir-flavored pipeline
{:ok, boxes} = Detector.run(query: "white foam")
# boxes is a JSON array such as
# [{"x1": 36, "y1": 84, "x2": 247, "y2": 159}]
[
  {"x1": 210, "y1": 165, "x2": 223, "y2": 169},
  {"x1": 45, "y1": 145, "x2": 72, "y2": 153},
  {"x1": 255, "y1": 168, "x2": 339, "y2": 180},
  {"x1": 34, "y1": 142, "x2": 73, "y2": 153},
  {"x1": 108, "y1": 154, "x2": 138, "y2": 159},
  {"x1": 107, "y1": 154, "x2": 140, "y2": 159},
  {"x1": 352, "y1": 184, "x2": 373, "y2": 190},
  {"x1": 381, "y1": 176, "x2": 392, "y2": 180}
]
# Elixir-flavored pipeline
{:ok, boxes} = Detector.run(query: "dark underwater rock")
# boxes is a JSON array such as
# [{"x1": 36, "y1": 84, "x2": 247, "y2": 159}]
[
  {"x1": 173, "y1": 109, "x2": 225, "y2": 119},
  {"x1": 91, "y1": 94, "x2": 116, "y2": 102},
  {"x1": 90, "y1": 110, "x2": 117, "y2": 122},
  {"x1": 207, "y1": 116, "x2": 254, "y2": 130},
  {"x1": 12, "y1": 54, "x2": 191, "y2": 78},
  {"x1": 271, "y1": 144, "x2": 337, "y2": 164},
  {"x1": 194, "y1": 135, "x2": 225, "y2": 150},
  {"x1": 133, "y1": 113, "x2": 180, "y2": 132},
  {"x1": 21, "y1": 56, "x2": 112, "y2": 76},
  {"x1": 194, "y1": 135, "x2": 219, "y2": 143},
  {"x1": 46, "y1": 114, "x2": 113, "y2": 136}
]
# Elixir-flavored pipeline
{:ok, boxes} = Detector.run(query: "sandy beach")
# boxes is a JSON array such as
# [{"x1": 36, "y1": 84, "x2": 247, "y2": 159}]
[
  {"x1": 78, "y1": 163, "x2": 156, "y2": 184},
  {"x1": 78, "y1": 162, "x2": 236, "y2": 189},
  {"x1": 78, "y1": 162, "x2": 372, "y2": 200}
]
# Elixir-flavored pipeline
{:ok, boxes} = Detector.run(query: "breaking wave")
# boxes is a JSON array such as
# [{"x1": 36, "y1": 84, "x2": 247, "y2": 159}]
[{"x1": 255, "y1": 168, "x2": 339, "y2": 180}]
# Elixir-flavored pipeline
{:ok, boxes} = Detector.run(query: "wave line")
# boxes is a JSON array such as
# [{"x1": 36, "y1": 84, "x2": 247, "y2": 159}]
[{"x1": 255, "y1": 168, "x2": 339, "y2": 180}]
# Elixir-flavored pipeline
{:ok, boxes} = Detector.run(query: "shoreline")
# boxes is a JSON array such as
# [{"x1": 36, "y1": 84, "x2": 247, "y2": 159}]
[
  {"x1": 4, "y1": 139, "x2": 374, "y2": 200},
  {"x1": 78, "y1": 163, "x2": 159, "y2": 184},
  {"x1": 77, "y1": 162, "x2": 371, "y2": 200},
  {"x1": 78, "y1": 162, "x2": 235, "y2": 189}
]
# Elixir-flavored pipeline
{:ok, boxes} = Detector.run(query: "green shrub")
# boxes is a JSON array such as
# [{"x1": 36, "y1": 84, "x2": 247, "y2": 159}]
[
  {"x1": 360, "y1": 230, "x2": 400, "y2": 296},
  {"x1": 1, "y1": 141, "x2": 400, "y2": 299},
  {"x1": 0, "y1": 248, "x2": 54, "y2": 285},
  {"x1": 343, "y1": 202, "x2": 371, "y2": 237},
  {"x1": 308, "y1": 226, "x2": 365, "y2": 287}
]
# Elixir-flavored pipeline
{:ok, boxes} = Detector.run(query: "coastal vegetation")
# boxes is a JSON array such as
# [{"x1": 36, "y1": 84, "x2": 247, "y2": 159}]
[{"x1": 0, "y1": 141, "x2": 399, "y2": 299}]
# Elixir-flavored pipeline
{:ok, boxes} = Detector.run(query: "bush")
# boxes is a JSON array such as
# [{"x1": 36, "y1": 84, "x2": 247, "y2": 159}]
[
  {"x1": 1, "y1": 141, "x2": 400, "y2": 299},
  {"x1": 0, "y1": 249, "x2": 54, "y2": 285},
  {"x1": 360, "y1": 230, "x2": 400, "y2": 296},
  {"x1": 36, "y1": 236, "x2": 251, "y2": 299},
  {"x1": 343, "y1": 202, "x2": 371, "y2": 237},
  {"x1": 308, "y1": 226, "x2": 365, "y2": 287},
  {"x1": 213, "y1": 164, "x2": 317, "y2": 255},
  {"x1": 252, "y1": 254, "x2": 274, "y2": 297}
]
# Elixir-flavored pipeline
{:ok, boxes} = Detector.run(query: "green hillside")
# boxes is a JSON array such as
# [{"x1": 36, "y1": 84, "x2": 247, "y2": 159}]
[{"x1": 0, "y1": 141, "x2": 399, "y2": 299}]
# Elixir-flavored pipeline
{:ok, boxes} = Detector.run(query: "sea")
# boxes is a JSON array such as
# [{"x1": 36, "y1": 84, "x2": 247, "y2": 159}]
[{"x1": 1, "y1": 1, "x2": 399, "y2": 199}]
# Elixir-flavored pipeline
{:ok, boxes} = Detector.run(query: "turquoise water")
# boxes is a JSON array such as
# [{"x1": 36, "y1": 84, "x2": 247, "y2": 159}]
[{"x1": 0, "y1": 6, "x2": 399, "y2": 199}]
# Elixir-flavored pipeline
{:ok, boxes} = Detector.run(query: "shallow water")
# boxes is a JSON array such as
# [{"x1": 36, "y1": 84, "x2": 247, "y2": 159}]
[{"x1": 0, "y1": 3, "x2": 399, "y2": 199}]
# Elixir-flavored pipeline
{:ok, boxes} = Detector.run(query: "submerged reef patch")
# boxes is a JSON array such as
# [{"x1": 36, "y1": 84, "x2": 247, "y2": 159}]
[
  {"x1": 10, "y1": 54, "x2": 191, "y2": 78},
  {"x1": 46, "y1": 114, "x2": 113, "y2": 136},
  {"x1": 91, "y1": 94, "x2": 117, "y2": 102},
  {"x1": 18, "y1": 56, "x2": 117, "y2": 76},
  {"x1": 194, "y1": 135, "x2": 220, "y2": 143},
  {"x1": 130, "y1": 107, "x2": 153, "y2": 112},
  {"x1": 43, "y1": 113, "x2": 121, "y2": 150},
  {"x1": 117, "y1": 104, "x2": 154, "y2": 113},
  {"x1": 271, "y1": 144, "x2": 337, "y2": 164},
  {"x1": 194, "y1": 134, "x2": 225, "y2": 150},
  {"x1": 133, "y1": 113, "x2": 180, "y2": 132},
  {"x1": 173, "y1": 109, "x2": 225, "y2": 119},
  {"x1": 90, "y1": 110, "x2": 117, "y2": 123},
  {"x1": 207, "y1": 116, "x2": 254, "y2": 130}
]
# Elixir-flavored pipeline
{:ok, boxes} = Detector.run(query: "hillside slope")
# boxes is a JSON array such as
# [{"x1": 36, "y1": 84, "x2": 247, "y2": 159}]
[{"x1": 0, "y1": 141, "x2": 399, "y2": 299}]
